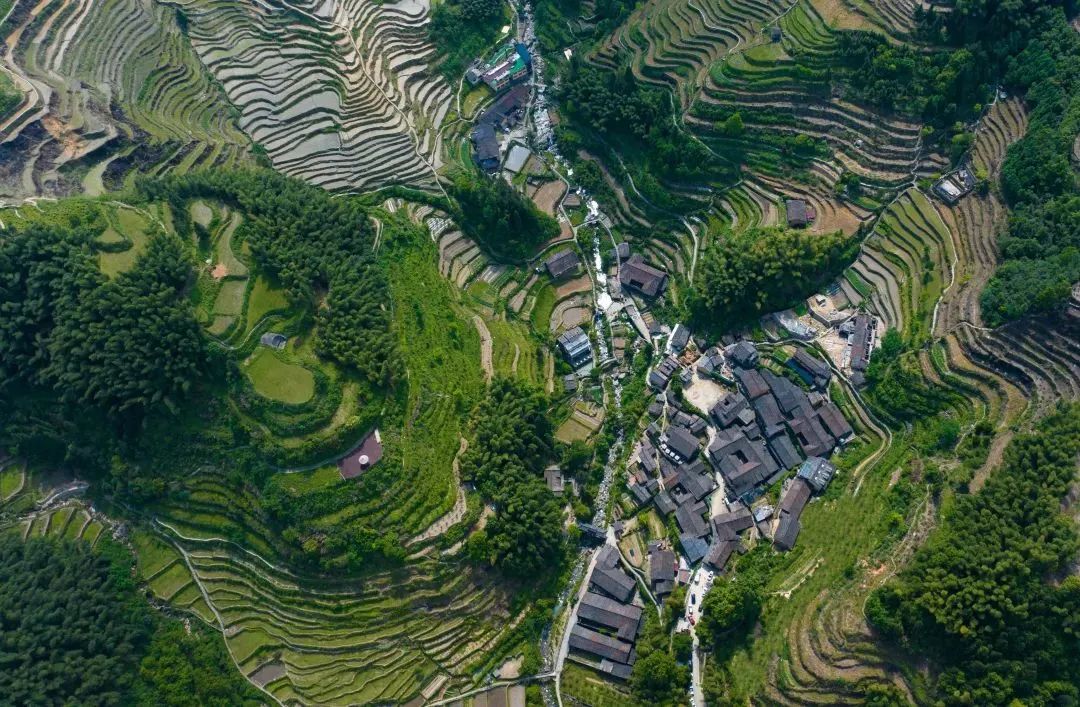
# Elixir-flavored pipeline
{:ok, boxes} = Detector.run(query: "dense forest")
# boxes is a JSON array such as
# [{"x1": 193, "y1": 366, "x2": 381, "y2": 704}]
[
  {"x1": 688, "y1": 226, "x2": 856, "y2": 330},
  {"x1": 557, "y1": 60, "x2": 729, "y2": 207},
  {"x1": 0, "y1": 534, "x2": 261, "y2": 706},
  {"x1": 448, "y1": 172, "x2": 561, "y2": 262},
  {"x1": 458, "y1": 378, "x2": 565, "y2": 578},
  {"x1": 0, "y1": 221, "x2": 205, "y2": 425},
  {"x1": 867, "y1": 403, "x2": 1080, "y2": 705},
  {"x1": 428, "y1": 0, "x2": 506, "y2": 80},
  {"x1": 141, "y1": 170, "x2": 399, "y2": 386},
  {"x1": 981, "y1": 6, "x2": 1080, "y2": 324}
]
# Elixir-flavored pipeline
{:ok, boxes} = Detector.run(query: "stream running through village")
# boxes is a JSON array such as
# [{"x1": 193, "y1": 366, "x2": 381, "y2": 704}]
[{"x1": 520, "y1": 3, "x2": 629, "y2": 701}]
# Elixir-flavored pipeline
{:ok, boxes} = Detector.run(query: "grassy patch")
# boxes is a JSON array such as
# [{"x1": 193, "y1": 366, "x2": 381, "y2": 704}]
[
  {"x1": 245, "y1": 349, "x2": 316, "y2": 404},
  {"x1": 0, "y1": 465, "x2": 24, "y2": 500},
  {"x1": 530, "y1": 283, "x2": 557, "y2": 331},
  {"x1": 561, "y1": 663, "x2": 637, "y2": 707},
  {"x1": 245, "y1": 276, "x2": 289, "y2": 330}
]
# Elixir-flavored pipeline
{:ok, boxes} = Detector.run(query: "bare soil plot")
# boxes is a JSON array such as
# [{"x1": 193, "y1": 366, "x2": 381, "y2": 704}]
[{"x1": 530, "y1": 179, "x2": 567, "y2": 216}]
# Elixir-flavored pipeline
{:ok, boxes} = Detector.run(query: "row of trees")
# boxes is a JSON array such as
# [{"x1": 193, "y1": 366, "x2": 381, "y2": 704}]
[
  {"x1": 868, "y1": 403, "x2": 1080, "y2": 704},
  {"x1": 688, "y1": 226, "x2": 857, "y2": 331},
  {"x1": 0, "y1": 534, "x2": 262, "y2": 706},
  {"x1": 836, "y1": 32, "x2": 989, "y2": 127},
  {"x1": 458, "y1": 378, "x2": 565, "y2": 578},
  {"x1": 140, "y1": 170, "x2": 399, "y2": 386}
]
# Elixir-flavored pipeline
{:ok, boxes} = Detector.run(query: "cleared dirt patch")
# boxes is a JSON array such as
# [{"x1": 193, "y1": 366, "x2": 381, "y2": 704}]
[{"x1": 530, "y1": 179, "x2": 567, "y2": 216}]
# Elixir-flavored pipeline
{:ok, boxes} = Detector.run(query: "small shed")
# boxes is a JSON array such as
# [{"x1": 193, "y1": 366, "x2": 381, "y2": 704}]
[
  {"x1": 260, "y1": 332, "x2": 287, "y2": 350},
  {"x1": 786, "y1": 199, "x2": 809, "y2": 228}
]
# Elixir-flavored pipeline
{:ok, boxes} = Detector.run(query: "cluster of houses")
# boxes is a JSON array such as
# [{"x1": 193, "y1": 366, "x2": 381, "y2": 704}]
[
  {"x1": 625, "y1": 334, "x2": 855, "y2": 580},
  {"x1": 707, "y1": 342, "x2": 852, "y2": 503},
  {"x1": 466, "y1": 41, "x2": 532, "y2": 92},
  {"x1": 471, "y1": 85, "x2": 530, "y2": 172},
  {"x1": 567, "y1": 545, "x2": 644, "y2": 681}
]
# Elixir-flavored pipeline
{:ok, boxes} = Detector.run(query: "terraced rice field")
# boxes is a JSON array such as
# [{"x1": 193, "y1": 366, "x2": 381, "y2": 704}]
[
  {"x1": 933, "y1": 98, "x2": 1028, "y2": 334},
  {"x1": 0, "y1": 0, "x2": 251, "y2": 198},
  {"x1": 691, "y1": 2, "x2": 943, "y2": 194},
  {"x1": 16, "y1": 503, "x2": 107, "y2": 549},
  {"x1": 590, "y1": 0, "x2": 792, "y2": 107},
  {"x1": 149, "y1": 475, "x2": 521, "y2": 705},
  {"x1": 174, "y1": 0, "x2": 451, "y2": 192},
  {"x1": 847, "y1": 189, "x2": 953, "y2": 343},
  {"x1": 245, "y1": 349, "x2": 316, "y2": 405}
]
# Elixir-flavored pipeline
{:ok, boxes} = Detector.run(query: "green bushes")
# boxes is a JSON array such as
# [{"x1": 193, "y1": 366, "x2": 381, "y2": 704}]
[
  {"x1": 835, "y1": 32, "x2": 989, "y2": 126},
  {"x1": 231, "y1": 359, "x2": 344, "y2": 437},
  {"x1": 139, "y1": 169, "x2": 398, "y2": 387},
  {"x1": 428, "y1": 0, "x2": 507, "y2": 80},
  {"x1": 0, "y1": 534, "x2": 260, "y2": 706},
  {"x1": 868, "y1": 403, "x2": 1080, "y2": 705}
]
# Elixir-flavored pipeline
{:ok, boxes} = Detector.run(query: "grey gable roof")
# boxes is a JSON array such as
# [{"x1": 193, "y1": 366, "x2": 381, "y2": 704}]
[{"x1": 665, "y1": 426, "x2": 699, "y2": 460}]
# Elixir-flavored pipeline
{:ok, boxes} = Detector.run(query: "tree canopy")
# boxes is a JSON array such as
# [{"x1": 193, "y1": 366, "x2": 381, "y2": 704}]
[
  {"x1": 0, "y1": 535, "x2": 151, "y2": 705},
  {"x1": 0, "y1": 222, "x2": 205, "y2": 421},
  {"x1": 140, "y1": 169, "x2": 399, "y2": 386},
  {"x1": 458, "y1": 378, "x2": 564, "y2": 578},
  {"x1": 0, "y1": 534, "x2": 264, "y2": 706},
  {"x1": 689, "y1": 226, "x2": 856, "y2": 330},
  {"x1": 868, "y1": 403, "x2": 1080, "y2": 705},
  {"x1": 448, "y1": 173, "x2": 561, "y2": 263}
]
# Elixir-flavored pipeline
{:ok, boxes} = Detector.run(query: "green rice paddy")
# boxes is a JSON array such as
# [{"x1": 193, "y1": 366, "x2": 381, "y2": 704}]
[{"x1": 245, "y1": 349, "x2": 316, "y2": 404}]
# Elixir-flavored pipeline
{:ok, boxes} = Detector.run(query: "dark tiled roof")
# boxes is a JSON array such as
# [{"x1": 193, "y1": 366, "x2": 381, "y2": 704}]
[
  {"x1": 851, "y1": 315, "x2": 873, "y2": 371},
  {"x1": 578, "y1": 591, "x2": 643, "y2": 641},
  {"x1": 664, "y1": 426, "x2": 699, "y2": 461},
  {"x1": 788, "y1": 349, "x2": 832, "y2": 389},
  {"x1": 545, "y1": 249, "x2": 580, "y2": 279},
  {"x1": 471, "y1": 123, "x2": 499, "y2": 169},
  {"x1": 710, "y1": 392, "x2": 749, "y2": 428},
  {"x1": 569, "y1": 625, "x2": 633, "y2": 663},
  {"x1": 818, "y1": 402, "x2": 854, "y2": 441},
  {"x1": 735, "y1": 367, "x2": 770, "y2": 399},
  {"x1": 591, "y1": 565, "x2": 636, "y2": 603},
  {"x1": 728, "y1": 341, "x2": 759, "y2": 368},
  {"x1": 619, "y1": 254, "x2": 668, "y2": 297},
  {"x1": 675, "y1": 504, "x2": 710, "y2": 538},
  {"x1": 788, "y1": 413, "x2": 834, "y2": 458},
  {"x1": 779, "y1": 478, "x2": 812, "y2": 517},
  {"x1": 648, "y1": 543, "x2": 676, "y2": 584},
  {"x1": 773, "y1": 512, "x2": 801, "y2": 551},
  {"x1": 679, "y1": 534, "x2": 709, "y2": 564},
  {"x1": 711, "y1": 508, "x2": 754, "y2": 533},
  {"x1": 786, "y1": 199, "x2": 808, "y2": 227},
  {"x1": 767, "y1": 433, "x2": 803, "y2": 470},
  {"x1": 752, "y1": 394, "x2": 786, "y2": 435},
  {"x1": 653, "y1": 491, "x2": 676, "y2": 516},
  {"x1": 705, "y1": 539, "x2": 739, "y2": 571}
]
